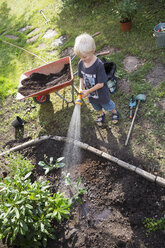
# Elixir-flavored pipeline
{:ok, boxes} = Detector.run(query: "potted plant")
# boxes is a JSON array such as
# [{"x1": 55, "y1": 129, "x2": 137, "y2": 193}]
[{"x1": 113, "y1": 0, "x2": 139, "y2": 31}]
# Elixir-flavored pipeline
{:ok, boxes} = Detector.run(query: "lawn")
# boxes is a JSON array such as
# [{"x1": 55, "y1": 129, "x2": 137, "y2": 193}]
[{"x1": 0, "y1": 1, "x2": 165, "y2": 247}]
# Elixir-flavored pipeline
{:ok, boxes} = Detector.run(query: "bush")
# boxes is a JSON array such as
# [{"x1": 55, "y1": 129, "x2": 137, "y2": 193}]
[
  {"x1": 0, "y1": 152, "x2": 35, "y2": 178},
  {"x1": 0, "y1": 173, "x2": 71, "y2": 248}
]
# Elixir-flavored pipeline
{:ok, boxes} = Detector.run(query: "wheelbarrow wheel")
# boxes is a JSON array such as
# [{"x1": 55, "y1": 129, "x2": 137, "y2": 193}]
[{"x1": 33, "y1": 95, "x2": 50, "y2": 104}]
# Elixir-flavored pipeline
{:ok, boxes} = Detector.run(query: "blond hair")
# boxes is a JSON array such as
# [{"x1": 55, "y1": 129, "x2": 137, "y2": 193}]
[{"x1": 74, "y1": 33, "x2": 96, "y2": 56}]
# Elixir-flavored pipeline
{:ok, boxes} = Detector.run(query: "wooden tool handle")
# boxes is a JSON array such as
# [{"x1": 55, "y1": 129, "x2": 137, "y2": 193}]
[{"x1": 125, "y1": 101, "x2": 140, "y2": 146}]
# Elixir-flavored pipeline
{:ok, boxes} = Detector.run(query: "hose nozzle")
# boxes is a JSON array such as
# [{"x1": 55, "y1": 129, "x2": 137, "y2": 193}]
[{"x1": 75, "y1": 92, "x2": 84, "y2": 105}]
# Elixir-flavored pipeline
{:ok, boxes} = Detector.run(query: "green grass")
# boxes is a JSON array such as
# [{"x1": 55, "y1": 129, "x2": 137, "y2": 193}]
[{"x1": 0, "y1": 0, "x2": 165, "y2": 175}]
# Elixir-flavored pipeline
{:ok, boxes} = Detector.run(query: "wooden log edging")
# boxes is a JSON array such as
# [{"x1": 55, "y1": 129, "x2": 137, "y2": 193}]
[{"x1": 0, "y1": 135, "x2": 165, "y2": 187}]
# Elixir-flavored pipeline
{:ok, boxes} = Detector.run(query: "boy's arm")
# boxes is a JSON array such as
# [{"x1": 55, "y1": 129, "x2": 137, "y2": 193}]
[
  {"x1": 82, "y1": 82, "x2": 104, "y2": 98},
  {"x1": 79, "y1": 78, "x2": 84, "y2": 91}
]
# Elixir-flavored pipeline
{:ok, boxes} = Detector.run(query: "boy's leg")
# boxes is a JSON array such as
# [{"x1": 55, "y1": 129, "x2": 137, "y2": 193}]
[
  {"x1": 112, "y1": 108, "x2": 119, "y2": 124},
  {"x1": 90, "y1": 103, "x2": 105, "y2": 126},
  {"x1": 101, "y1": 100, "x2": 119, "y2": 124}
]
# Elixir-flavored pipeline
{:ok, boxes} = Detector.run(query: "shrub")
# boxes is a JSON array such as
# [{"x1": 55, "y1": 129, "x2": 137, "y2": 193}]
[
  {"x1": 0, "y1": 152, "x2": 35, "y2": 178},
  {"x1": 0, "y1": 173, "x2": 71, "y2": 248}
]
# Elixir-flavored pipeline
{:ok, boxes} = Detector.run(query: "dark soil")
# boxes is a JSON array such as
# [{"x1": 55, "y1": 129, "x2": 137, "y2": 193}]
[
  {"x1": 18, "y1": 63, "x2": 71, "y2": 96},
  {"x1": 18, "y1": 139, "x2": 165, "y2": 248}
]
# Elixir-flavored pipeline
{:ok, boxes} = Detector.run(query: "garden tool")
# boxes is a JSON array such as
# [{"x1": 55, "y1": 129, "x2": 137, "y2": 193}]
[
  {"x1": 129, "y1": 95, "x2": 136, "y2": 119},
  {"x1": 125, "y1": 94, "x2": 146, "y2": 146},
  {"x1": 75, "y1": 92, "x2": 84, "y2": 106},
  {"x1": 40, "y1": 10, "x2": 49, "y2": 22}
]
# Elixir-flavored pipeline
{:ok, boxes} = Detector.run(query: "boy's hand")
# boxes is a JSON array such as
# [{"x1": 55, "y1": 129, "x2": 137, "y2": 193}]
[{"x1": 81, "y1": 89, "x2": 90, "y2": 98}]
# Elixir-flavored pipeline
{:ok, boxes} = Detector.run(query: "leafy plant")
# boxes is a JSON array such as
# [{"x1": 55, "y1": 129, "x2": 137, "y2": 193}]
[
  {"x1": 112, "y1": 0, "x2": 139, "y2": 22},
  {"x1": 144, "y1": 214, "x2": 165, "y2": 234},
  {"x1": 0, "y1": 152, "x2": 35, "y2": 177},
  {"x1": 63, "y1": 172, "x2": 86, "y2": 204},
  {"x1": 38, "y1": 155, "x2": 65, "y2": 175},
  {"x1": 0, "y1": 172, "x2": 71, "y2": 248}
]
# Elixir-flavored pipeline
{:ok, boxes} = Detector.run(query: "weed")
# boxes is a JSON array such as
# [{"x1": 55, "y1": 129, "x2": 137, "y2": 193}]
[{"x1": 38, "y1": 155, "x2": 65, "y2": 175}]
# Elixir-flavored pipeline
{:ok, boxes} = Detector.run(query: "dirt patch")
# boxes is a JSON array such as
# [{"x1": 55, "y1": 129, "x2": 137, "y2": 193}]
[
  {"x1": 123, "y1": 56, "x2": 144, "y2": 73},
  {"x1": 117, "y1": 78, "x2": 131, "y2": 93},
  {"x1": 146, "y1": 63, "x2": 165, "y2": 87},
  {"x1": 157, "y1": 97, "x2": 165, "y2": 112},
  {"x1": 16, "y1": 139, "x2": 165, "y2": 248},
  {"x1": 18, "y1": 63, "x2": 71, "y2": 96},
  {"x1": 60, "y1": 47, "x2": 74, "y2": 57}
]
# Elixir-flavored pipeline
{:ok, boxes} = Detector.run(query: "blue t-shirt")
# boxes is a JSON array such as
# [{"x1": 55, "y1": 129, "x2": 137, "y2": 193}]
[{"x1": 78, "y1": 57, "x2": 110, "y2": 104}]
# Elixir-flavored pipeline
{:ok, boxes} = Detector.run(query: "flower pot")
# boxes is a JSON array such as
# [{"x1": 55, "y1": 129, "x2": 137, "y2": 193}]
[{"x1": 120, "y1": 20, "x2": 132, "y2": 31}]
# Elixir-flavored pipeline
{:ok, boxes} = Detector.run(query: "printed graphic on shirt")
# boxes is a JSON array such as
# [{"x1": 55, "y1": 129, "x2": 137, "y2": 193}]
[{"x1": 81, "y1": 71, "x2": 98, "y2": 99}]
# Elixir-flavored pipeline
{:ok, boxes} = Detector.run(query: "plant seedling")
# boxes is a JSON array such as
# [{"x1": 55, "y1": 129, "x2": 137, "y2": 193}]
[{"x1": 38, "y1": 155, "x2": 65, "y2": 175}]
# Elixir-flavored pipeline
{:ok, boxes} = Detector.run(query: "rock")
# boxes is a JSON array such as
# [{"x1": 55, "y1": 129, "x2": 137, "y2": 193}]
[{"x1": 43, "y1": 29, "x2": 58, "y2": 39}]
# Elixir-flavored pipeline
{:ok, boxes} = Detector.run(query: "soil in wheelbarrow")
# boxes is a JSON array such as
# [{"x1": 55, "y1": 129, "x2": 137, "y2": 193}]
[
  {"x1": 15, "y1": 139, "x2": 165, "y2": 248},
  {"x1": 18, "y1": 63, "x2": 71, "y2": 96}
]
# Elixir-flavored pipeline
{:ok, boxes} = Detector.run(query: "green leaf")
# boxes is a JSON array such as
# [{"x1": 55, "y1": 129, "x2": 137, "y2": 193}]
[
  {"x1": 26, "y1": 204, "x2": 33, "y2": 209},
  {"x1": 15, "y1": 207, "x2": 20, "y2": 219},
  {"x1": 3, "y1": 227, "x2": 11, "y2": 236},
  {"x1": 77, "y1": 177, "x2": 81, "y2": 187},
  {"x1": 56, "y1": 157, "x2": 64, "y2": 163},
  {"x1": 20, "y1": 220, "x2": 28, "y2": 231},
  {"x1": 38, "y1": 161, "x2": 45, "y2": 166},
  {"x1": 24, "y1": 172, "x2": 32, "y2": 180},
  {"x1": 49, "y1": 157, "x2": 53, "y2": 164},
  {"x1": 45, "y1": 168, "x2": 50, "y2": 175},
  {"x1": 43, "y1": 237, "x2": 47, "y2": 248}
]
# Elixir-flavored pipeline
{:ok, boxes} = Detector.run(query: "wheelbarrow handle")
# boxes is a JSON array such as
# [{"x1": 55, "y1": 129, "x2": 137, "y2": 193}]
[
  {"x1": 92, "y1": 32, "x2": 101, "y2": 38},
  {"x1": 96, "y1": 51, "x2": 110, "y2": 56}
]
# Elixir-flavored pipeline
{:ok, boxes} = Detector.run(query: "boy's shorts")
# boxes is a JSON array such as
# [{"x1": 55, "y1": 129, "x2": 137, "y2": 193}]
[{"x1": 91, "y1": 100, "x2": 115, "y2": 112}]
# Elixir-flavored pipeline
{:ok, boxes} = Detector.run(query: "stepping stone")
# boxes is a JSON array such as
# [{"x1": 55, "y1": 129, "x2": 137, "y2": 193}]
[
  {"x1": 123, "y1": 56, "x2": 144, "y2": 73},
  {"x1": 5, "y1": 35, "x2": 19, "y2": 40},
  {"x1": 60, "y1": 47, "x2": 74, "y2": 57},
  {"x1": 26, "y1": 34, "x2": 40, "y2": 44},
  {"x1": 51, "y1": 35, "x2": 68, "y2": 47},
  {"x1": 19, "y1": 26, "x2": 32, "y2": 33},
  {"x1": 38, "y1": 43, "x2": 46, "y2": 49},
  {"x1": 146, "y1": 63, "x2": 165, "y2": 87},
  {"x1": 43, "y1": 29, "x2": 58, "y2": 39},
  {"x1": 28, "y1": 28, "x2": 40, "y2": 36}
]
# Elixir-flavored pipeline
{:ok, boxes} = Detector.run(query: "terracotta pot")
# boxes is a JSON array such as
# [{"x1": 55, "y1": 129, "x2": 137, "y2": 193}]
[{"x1": 120, "y1": 20, "x2": 132, "y2": 31}]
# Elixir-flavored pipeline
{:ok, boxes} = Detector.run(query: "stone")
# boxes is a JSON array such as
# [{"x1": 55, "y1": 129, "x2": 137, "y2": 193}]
[
  {"x1": 43, "y1": 29, "x2": 58, "y2": 39},
  {"x1": 123, "y1": 56, "x2": 144, "y2": 72},
  {"x1": 28, "y1": 28, "x2": 40, "y2": 36},
  {"x1": 26, "y1": 34, "x2": 40, "y2": 44},
  {"x1": 5, "y1": 35, "x2": 19, "y2": 40},
  {"x1": 19, "y1": 26, "x2": 32, "y2": 33}
]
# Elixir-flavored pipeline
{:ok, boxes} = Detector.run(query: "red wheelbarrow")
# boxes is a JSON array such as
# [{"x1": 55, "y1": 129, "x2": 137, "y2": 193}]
[{"x1": 16, "y1": 56, "x2": 75, "y2": 104}]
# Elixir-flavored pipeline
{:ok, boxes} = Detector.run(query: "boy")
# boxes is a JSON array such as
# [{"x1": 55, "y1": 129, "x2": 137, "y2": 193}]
[{"x1": 74, "y1": 33, "x2": 119, "y2": 126}]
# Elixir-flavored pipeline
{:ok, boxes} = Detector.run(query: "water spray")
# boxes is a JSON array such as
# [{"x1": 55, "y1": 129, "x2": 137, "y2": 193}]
[{"x1": 75, "y1": 92, "x2": 84, "y2": 106}]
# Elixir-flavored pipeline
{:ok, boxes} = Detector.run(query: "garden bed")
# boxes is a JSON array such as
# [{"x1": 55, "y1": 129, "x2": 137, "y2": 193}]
[{"x1": 15, "y1": 139, "x2": 165, "y2": 248}]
